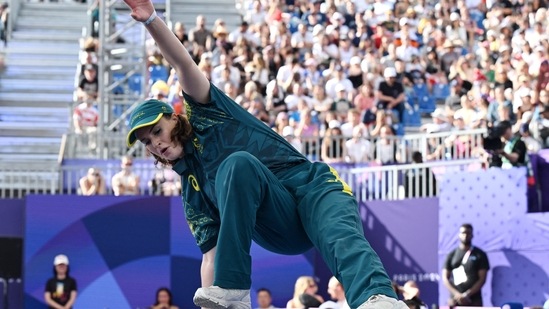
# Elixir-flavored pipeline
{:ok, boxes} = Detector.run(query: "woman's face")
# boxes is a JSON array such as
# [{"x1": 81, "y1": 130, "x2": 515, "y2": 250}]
[
  {"x1": 135, "y1": 115, "x2": 184, "y2": 161},
  {"x1": 158, "y1": 290, "x2": 170, "y2": 304},
  {"x1": 305, "y1": 280, "x2": 318, "y2": 294}
]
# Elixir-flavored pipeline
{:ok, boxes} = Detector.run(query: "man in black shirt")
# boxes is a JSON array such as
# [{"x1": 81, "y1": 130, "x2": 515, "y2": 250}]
[
  {"x1": 376, "y1": 67, "x2": 405, "y2": 124},
  {"x1": 443, "y1": 224, "x2": 489, "y2": 307}
]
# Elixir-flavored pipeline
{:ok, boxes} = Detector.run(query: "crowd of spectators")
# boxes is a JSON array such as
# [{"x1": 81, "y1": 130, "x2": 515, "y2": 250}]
[{"x1": 72, "y1": 0, "x2": 549, "y2": 167}]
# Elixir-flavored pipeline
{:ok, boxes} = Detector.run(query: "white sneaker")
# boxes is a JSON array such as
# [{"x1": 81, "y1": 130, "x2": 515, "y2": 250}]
[
  {"x1": 357, "y1": 294, "x2": 409, "y2": 309},
  {"x1": 193, "y1": 286, "x2": 251, "y2": 309}
]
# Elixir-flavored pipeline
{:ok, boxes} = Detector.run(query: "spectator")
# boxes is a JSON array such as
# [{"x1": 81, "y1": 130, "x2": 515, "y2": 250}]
[
  {"x1": 189, "y1": 15, "x2": 213, "y2": 49},
  {"x1": 44, "y1": 254, "x2": 77, "y2": 309},
  {"x1": 404, "y1": 152, "x2": 438, "y2": 198},
  {"x1": 79, "y1": 167, "x2": 107, "y2": 196},
  {"x1": 72, "y1": 94, "x2": 99, "y2": 153},
  {"x1": 76, "y1": 64, "x2": 98, "y2": 101},
  {"x1": 325, "y1": 65, "x2": 353, "y2": 99},
  {"x1": 443, "y1": 224, "x2": 490, "y2": 307},
  {"x1": 453, "y1": 93, "x2": 478, "y2": 129},
  {"x1": 341, "y1": 109, "x2": 366, "y2": 137},
  {"x1": 286, "y1": 276, "x2": 324, "y2": 309},
  {"x1": 111, "y1": 155, "x2": 140, "y2": 196},
  {"x1": 151, "y1": 287, "x2": 179, "y2": 309},
  {"x1": 354, "y1": 83, "x2": 376, "y2": 114},
  {"x1": 331, "y1": 84, "x2": 353, "y2": 122},
  {"x1": 376, "y1": 67, "x2": 405, "y2": 124},
  {"x1": 345, "y1": 125, "x2": 372, "y2": 163},
  {"x1": 149, "y1": 167, "x2": 181, "y2": 196},
  {"x1": 421, "y1": 108, "x2": 451, "y2": 134},
  {"x1": 321, "y1": 126, "x2": 346, "y2": 164},
  {"x1": 373, "y1": 125, "x2": 400, "y2": 164},
  {"x1": 256, "y1": 288, "x2": 274, "y2": 309},
  {"x1": 326, "y1": 276, "x2": 350, "y2": 309},
  {"x1": 282, "y1": 125, "x2": 304, "y2": 154},
  {"x1": 495, "y1": 120, "x2": 528, "y2": 169},
  {"x1": 173, "y1": 22, "x2": 189, "y2": 47}
]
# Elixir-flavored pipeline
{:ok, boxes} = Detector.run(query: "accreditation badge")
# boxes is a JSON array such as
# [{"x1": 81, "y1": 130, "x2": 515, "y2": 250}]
[{"x1": 452, "y1": 265, "x2": 468, "y2": 285}]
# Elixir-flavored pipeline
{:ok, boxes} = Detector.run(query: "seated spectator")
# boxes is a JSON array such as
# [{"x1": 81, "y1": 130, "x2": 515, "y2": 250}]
[
  {"x1": 341, "y1": 109, "x2": 367, "y2": 137},
  {"x1": 354, "y1": 83, "x2": 376, "y2": 114},
  {"x1": 295, "y1": 108, "x2": 319, "y2": 154},
  {"x1": 331, "y1": 84, "x2": 353, "y2": 122},
  {"x1": 325, "y1": 64, "x2": 353, "y2": 99},
  {"x1": 151, "y1": 287, "x2": 179, "y2": 309},
  {"x1": 282, "y1": 126, "x2": 303, "y2": 153},
  {"x1": 376, "y1": 67, "x2": 405, "y2": 124},
  {"x1": 421, "y1": 108, "x2": 451, "y2": 133},
  {"x1": 256, "y1": 288, "x2": 274, "y2": 309},
  {"x1": 345, "y1": 126, "x2": 372, "y2": 163},
  {"x1": 444, "y1": 80, "x2": 462, "y2": 114},
  {"x1": 79, "y1": 167, "x2": 107, "y2": 196},
  {"x1": 149, "y1": 168, "x2": 181, "y2": 196},
  {"x1": 286, "y1": 276, "x2": 324, "y2": 309},
  {"x1": 72, "y1": 94, "x2": 99, "y2": 153},
  {"x1": 453, "y1": 93, "x2": 478, "y2": 129},
  {"x1": 75, "y1": 64, "x2": 98, "y2": 101},
  {"x1": 111, "y1": 156, "x2": 140, "y2": 196},
  {"x1": 321, "y1": 126, "x2": 346, "y2": 164},
  {"x1": 373, "y1": 125, "x2": 400, "y2": 164}
]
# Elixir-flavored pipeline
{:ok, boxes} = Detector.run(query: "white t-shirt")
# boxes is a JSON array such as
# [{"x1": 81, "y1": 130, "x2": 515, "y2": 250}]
[{"x1": 346, "y1": 139, "x2": 372, "y2": 163}]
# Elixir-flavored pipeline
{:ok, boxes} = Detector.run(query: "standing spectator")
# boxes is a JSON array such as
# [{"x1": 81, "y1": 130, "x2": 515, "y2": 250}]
[
  {"x1": 44, "y1": 255, "x2": 77, "y2": 309},
  {"x1": 79, "y1": 167, "x2": 107, "y2": 196},
  {"x1": 189, "y1": 15, "x2": 213, "y2": 49},
  {"x1": 256, "y1": 288, "x2": 274, "y2": 309},
  {"x1": 111, "y1": 155, "x2": 140, "y2": 196},
  {"x1": 404, "y1": 152, "x2": 437, "y2": 198},
  {"x1": 325, "y1": 276, "x2": 350, "y2": 309},
  {"x1": 376, "y1": 67, "x2": 405, "y2": 124},
  {"x1": 443, "y1": 224, "x2": 490, "y2": 307},
  {"x1": 496, "y1": 120, "x2": 528, "y2": 169},
  {"x1": 151, "y1": 287, "x2": 179, "y2": 309}
]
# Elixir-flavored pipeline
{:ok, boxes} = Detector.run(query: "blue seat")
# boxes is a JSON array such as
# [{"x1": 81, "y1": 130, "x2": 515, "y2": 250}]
[
  {"x1": 418, "y1": 95, "x2": 436, "y2": 113},
  {"x1": 7, "y1": 279, "x2": 22, "y2": 309},
  {"x1": 412, "y1": 84, "x2": 428, "y2": 98},
  {"x1": 403, "y1": 106, "x2": 422, "y2": 127},
  {"x1": 112, "y1": 72, "x2": 126, "y2": 95},
  {"x1": 0, "y1": 278, "x2": 5, "y2": 309},
  {"x1": 149, "y1": 65, "x2": 169, "y2": 84},
  {"x1": 501, "y1": 303, "x2": 523, "y2": 309},
  {"x1": 128, "y1": 74, "x2": 143, "y2": 94},
  {"x1": 432, "y1": 83, "x2": 450, "y2": 100}
]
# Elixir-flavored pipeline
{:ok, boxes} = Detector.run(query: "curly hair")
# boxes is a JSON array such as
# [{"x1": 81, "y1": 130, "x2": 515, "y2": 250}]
[{"x1": 151, "y1": 114, "x2": 193, "y2": 166}]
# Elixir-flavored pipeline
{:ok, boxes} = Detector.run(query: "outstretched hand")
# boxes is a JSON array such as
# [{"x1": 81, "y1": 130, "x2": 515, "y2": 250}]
[{"x1": 122, "y1": 0, "x2": 155, "y2": 22}]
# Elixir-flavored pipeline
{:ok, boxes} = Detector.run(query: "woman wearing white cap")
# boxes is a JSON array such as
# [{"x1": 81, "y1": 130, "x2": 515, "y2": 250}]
[{"x1": 44, "y1": 254, "x2": 77, "y2": 309}]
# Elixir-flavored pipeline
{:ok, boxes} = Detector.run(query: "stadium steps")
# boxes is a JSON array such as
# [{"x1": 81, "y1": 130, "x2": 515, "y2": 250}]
[
  {"x1": 169, "y1": 0, "x2": 242, "y2": 32},
  {"x1": 0, "y1": 2, "x2": 86, "y2": 165}
]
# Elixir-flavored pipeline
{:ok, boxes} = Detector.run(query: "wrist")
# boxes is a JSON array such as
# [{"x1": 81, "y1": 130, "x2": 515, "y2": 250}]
[
  {"x1": 462, "y1": 291, "x2": 470, "y2": 297},
  {"x1": 143, "y1": 11, "x2": 157, "y2": 26}
]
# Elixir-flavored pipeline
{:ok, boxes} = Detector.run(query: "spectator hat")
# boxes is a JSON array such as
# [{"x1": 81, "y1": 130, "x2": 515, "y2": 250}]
[
  {"x1": 443, "y1": 40, "x2": 455, "y2": 49},
  {"x1": 350, "y1": 56, "x2": 361, "y2": 66},
  {"x1": 331, "y1": 12, "x2": 344, "y2": 22},
  {"x1": 54, "y1": 254, "x2": 69, "y2": 266},
  {"x1": 329, "y1": 119, "x2": 341, "y2": 128},
  {"x1": 312, "y1": 24, "x2": 324, "y2": 36},
  {"x1": 450, "y1": 12, "x2": 460, "y2": 21},
  {"x1": 335, "y1": 83, "x2": 347, "y2": 92},
  {"x1": 384, "y1": 67, "x2": 397, "y2": 78},
  {"x1": 453, "y1": 113, "x2": 464, "y2": 120},
  {"x1": 535, "y1": 45, "x2": 545, "y2": 53},
  {"x1": 151, "y1": 80, "x2": 170, "y2": 96},
  {"x1": 499, "y1": 45, "x2": 511, "y2": 53},
  {"x1": 431, "y1": 108, "x2": 446, "y2": 120},
  {"x1": 282, "y1": 126, "x2": 295, "y2": 137},
  {"x1": 126, "y1": 99, "x2": 175, "y2": 147},
  {"x1": 399, "y1": 17, "x2": 409, "y2": 27}
]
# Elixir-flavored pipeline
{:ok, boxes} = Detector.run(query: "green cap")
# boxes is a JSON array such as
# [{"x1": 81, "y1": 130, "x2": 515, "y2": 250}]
[{"x1": 126, "y1": 99, "x2": 174, "y2": 147}]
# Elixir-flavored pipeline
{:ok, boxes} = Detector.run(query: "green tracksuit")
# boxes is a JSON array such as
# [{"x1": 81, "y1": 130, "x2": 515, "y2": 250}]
[{"x1": 171, "y1": 84, "x2": 396, "y2": 307}]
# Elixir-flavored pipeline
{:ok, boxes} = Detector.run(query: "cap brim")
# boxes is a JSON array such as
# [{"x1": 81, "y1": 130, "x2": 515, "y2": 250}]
[{"x1": 126, "y1": 113, "x2": 164, "y2": 147}]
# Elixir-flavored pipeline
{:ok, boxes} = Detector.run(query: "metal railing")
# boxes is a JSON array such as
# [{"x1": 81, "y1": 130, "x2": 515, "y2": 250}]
[
  {"x1": 59, "y1": 128, "x2": 488, "y2": 162},
  {"x1": 0, "y1": 163, "x2": 59, "y2": 198},
  {"x1": 341, "y1": 159, "x2": 482, "y2": 202},
  {"x1": 0, "y1": 155, "x2": 483, "y2": 200}
]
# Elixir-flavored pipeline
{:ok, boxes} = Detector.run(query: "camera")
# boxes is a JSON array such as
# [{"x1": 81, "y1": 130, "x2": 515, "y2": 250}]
[{"x1": 482, "y1": 126, "x2": 503, "y2": 152}]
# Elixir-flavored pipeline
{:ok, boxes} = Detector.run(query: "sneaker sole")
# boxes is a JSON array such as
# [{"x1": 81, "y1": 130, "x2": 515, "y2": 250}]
[{"x1": 193, "y1": 297, "x2": 230, "y2": 309}]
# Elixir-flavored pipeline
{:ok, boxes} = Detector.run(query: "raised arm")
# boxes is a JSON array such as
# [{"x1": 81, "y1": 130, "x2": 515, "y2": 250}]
[{"x1": 123, "y1": 0, "x2": 210, "y2": 103}]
